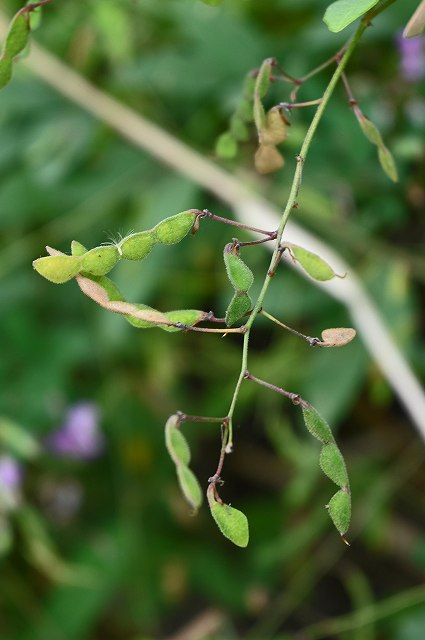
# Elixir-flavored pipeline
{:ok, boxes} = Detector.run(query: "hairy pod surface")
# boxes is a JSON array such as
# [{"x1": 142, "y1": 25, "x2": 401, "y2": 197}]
[
  {"x1": 302, "y1": 405, "x2": 334, "y2": 444},
  {"x1": 4, "y1": 13, "x2": 29, "y2": 59},
  {"x1": 327, "y1": 489, "x2": 351, "y2": 535},
  {"x1": 32, "y1": 255, "x2": 82, "y2": 284},
  {"x1": 288, "y1": 244, "x2": 337, "y2": 281},
  {"x1": 165, "y1": 415, "x2": 191, "y2": 466},
  {"x1": 71, "y1": 240, "x2": 88, "y2": 257},
  {"x1": 153, "y1": 211, "x2": 197, "y2": 245},
  {"x1": 81, "y1": 245, "x2": 120, "y2": 276},
  {"x1": 207, "y1": 485, "x2": 249, "y2": 547},
  {"x1": 119, "y1": 231, "x2": 156, "y2": 261},
  {"x1": 319, "y1": 443, "x2": 349, "y2": 487},
  {"x1": 176, "y1": 464, "x2": 203, "y2": 512},
  {"x1": 225, "y1": 292, "x2": 251, "y2": 327},
  {"x1": 223, "y1": 244, "x2": 254, "y2": 292}
]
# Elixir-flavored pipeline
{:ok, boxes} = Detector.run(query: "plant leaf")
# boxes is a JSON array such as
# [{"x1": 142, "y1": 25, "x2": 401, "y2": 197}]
[
  {"x1": 302, "y1": 404, "x2": 335, "y2": 445},
  {"x1": 323, "y1": 0, "x2": 379, "y2": 33},
  {"x1": 327, "y1": 489, "x2": 351, "y2": 535},
  {"x1": 207, "y1": 485, "x2": 249, "y2": 547}
]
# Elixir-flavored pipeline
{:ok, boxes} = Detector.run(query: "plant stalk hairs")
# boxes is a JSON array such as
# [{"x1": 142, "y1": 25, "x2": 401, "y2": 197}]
[{"x1": 17, "y1": 0, "x2": 407, "y2": 546}]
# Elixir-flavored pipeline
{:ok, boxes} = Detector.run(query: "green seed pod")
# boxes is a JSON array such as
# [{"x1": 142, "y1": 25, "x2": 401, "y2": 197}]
[
  {"x1": 378, "y1": 144, "x2": 398, "y2": 182},
  {"x1": 176, "y1": 465, "x2": 203, "y2": 512},
  {"x1": 215, "y1": 132, "x2": 238, "y2": 159},
  {"x1": 255, "y1": 57, "x2": 274, "y2": 98},
  {"x1": 230, "y1": 115, "x2": 249, "y2": 142},
  {"x1": 81, "y1": 245, "x2": 120, "y2": 276},
  {"x1": 119, "y1": 231, "x2": 156, "y2": 261},
  {"x1": 87, "y1": 275, "x2": 125, "y2": 302},
  {"x1": 358, "y1": 115, "x2": 383, "y2": 146},
  {"x1": 319, "y1": 443, "x2": 349, "y2": 487},
  {"x1": 0, "y1": 58, "x2": 12, "y2": 89},
  {"x1": 288, "y1": 244, "x2": 337, "y2": 281},
  {"x1": 163, "y1": 309, "x2": 207, "y2": 332},
  {"x1": 153, "y1": 211, "x2": 197, "y2": 245},
  {"x1": 126, "y1": 304, "x2": 160, "y2": 329},
  {"x1": 71, "y1": 240, "x2": 88, "y2": 257},
  {"x1": 302, "y1": 404, "x2": 334, "y2": 444},
  {"x1": 33, "y1": 255, "x2": 82, "y2": 284},
  {"x1": 225, "y1": 292, "x2": 251, "y2": 327},
  {"x1": 223, "y1": 244, "x2": 254, "y2": 292},
  {"x1": 165, "y1": 415, "x2": 191, "y2": 466},
  {"x1": 207, "y1": 484, "x2": 249, "y2": 547},
  {"x1": 327, "y1": 489, "x2": 351, "y2": 536},
  {"x1": 4, "y1": 13, "x2": 29, "y2": 59}
]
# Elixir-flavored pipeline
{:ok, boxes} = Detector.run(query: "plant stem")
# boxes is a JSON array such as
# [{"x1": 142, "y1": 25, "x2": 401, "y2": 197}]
[
  {"x1": 202, "y1": 210, "x2": 275, "y2": 237},
  {"x1": 225, "y1": 20, "x2": 367, "y2": 450},
  {"x1": 261, "y1": 309, "x2": 320, "y2": 345},
  {"x1": 244, "y1": 371, "x2": 305, "y2": 405}
]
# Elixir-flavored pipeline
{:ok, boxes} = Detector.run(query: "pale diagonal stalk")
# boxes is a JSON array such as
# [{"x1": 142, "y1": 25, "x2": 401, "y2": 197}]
[{"x1": 226, "y1": 21, "x2": 367, "y2": 450}]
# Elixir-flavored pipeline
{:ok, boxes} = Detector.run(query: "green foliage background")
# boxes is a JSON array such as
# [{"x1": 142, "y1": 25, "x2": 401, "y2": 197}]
[{"x1": 0, "y1": 0, "x2": 424, "y2": 638}]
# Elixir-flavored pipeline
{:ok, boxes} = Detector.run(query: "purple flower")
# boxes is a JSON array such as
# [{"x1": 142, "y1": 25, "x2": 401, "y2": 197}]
[
  {"x1": 396, "y1": 33, "x2": 425, "y2": 82},
  {"x1": 0, "y1": 455, "x2": 23, "y2": 510},
  {"x1": 47, "y1": 402, "x2": 105, "y2": 460}
]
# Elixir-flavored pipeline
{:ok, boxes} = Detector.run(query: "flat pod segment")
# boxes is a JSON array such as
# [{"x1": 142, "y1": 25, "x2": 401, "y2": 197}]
[
  {"x1": 223, "y1": 244, "x2": 254, "y2": 292},
  {"x1": 32, "y1": 255, "x2": 82, "y2": 284},
  {"x1": 81, "y1": 245, "x2": 120, "y2": 276},
  {"x1": 119, "y1": 231, "x2": 156, "y2": 261},
  {"x1": 207, "y1": 485, "x2": 249, "y2": 547}
]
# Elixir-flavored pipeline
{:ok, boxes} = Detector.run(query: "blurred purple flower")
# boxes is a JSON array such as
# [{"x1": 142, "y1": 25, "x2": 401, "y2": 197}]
[
  {"x1": 396, "y1": 33, "x2": 425, "y2": 82},
  {"x1": 47, "y1": 402, "x2": 105, "y2": 460},
  {"x1": 0, "y1": 455, "x2": 23, "y2": 510}
]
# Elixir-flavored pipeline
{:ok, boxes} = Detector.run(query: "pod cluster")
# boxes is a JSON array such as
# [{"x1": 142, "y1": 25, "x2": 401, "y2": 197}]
[
  {"x1": 165, "y1": 415, "x2": 202, "y2": 513},
  {"x1": 223, "y1": 243, "x2": 254, "y2": 326},
  {"x1": 33, "y1": 211, "x2": 198, "y2": 284},
  {"x1": 302, "y1": 403, "x2": 351, "y2": 537}
]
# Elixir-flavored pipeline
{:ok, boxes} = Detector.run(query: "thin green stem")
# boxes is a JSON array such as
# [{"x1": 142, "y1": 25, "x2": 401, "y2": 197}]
[
  {"x1": 261, "y1": 309, "x2": 320, "y2": 345},
  {"x1": 224, "y1": 20, "x2": 368, "y2": 451}
]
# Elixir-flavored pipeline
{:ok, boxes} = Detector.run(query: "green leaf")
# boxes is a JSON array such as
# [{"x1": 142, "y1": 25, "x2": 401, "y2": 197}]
[
  {"x1": 119, "y1": 231, "x2": 156, "y2": 261},
  {"x1": 327, "y1": 489, "x2": 351, "y2": 535},
  {"x1": 207, "y1": 485, "x2": 249, "y2": 547},
  {"x1": 216, "y1": 132, "x2": 238, "y2": 159},
  {"x1": 81, "y1": 245, "x2": 120, "y2": 276},
  {"x1": 71, "y1": 240, "x2": 88, "y2": 257},
  {"x1": 225, "y1": 292, "x2": 251, "y2": 327},
  {"x1": 154, "y1": 211, "x2": 197, "y2": 245},
  {"x1": 176, "y1": 465, "x2": 203, "y2": 512},
  {"x1": 319, "y1": 443, "x2": 349, "y2": 487},
  {"x1": 302, "y1": 404, "x2": 335, "y2": 444},
  {"x1": 378, "y1": 144, "x2": 398, "y2": 182},
  {"x1": 288, "y1": 244, "x2": 338, "y2": 281},
  {"x1": 33, "y1": 255, "x2": 82, "y2": 284},
  {"x1": 4, "y1": 13, "x2": 29, "y2": 58},
  {"x1": 323, "y1": 0, "x2": 379, "y2": 33},
  {"x1": 223, "y1": 245, "x2": 254, "y2": 292},
  {"x1": 165, "y1": 415, "x2": 191, "y2": 466},
  {"x1": 0, "y1": 417, "x2": 40, "y2": 459}
]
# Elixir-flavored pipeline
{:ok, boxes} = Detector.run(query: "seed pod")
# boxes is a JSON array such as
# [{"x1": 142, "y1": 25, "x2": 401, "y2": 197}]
[
  {"x1": 260, "y1": 107, "x2": 289, "y2": 146},
  {"x1": 223, "y1": 244, "x2": 254, "y2": 292},
  {"x1": 302, "y1": 404, "x2": 334, "y2": 445},
  {"x1": 357, "y1": 114, "x2": 398, "y2": 182},
  {"x1": 230, "y1": 115, "x2": 249, "y2": 142},
  {"x1": 327, "y1": 489, "x2": 351, "y2": 536},
  {"x1": 0, "y1": 58, "x2": 12, "y2": 89},
  {"x1": 71, "y1": 240, "x2": 88, "y2": 257},
  {"x1": 319, "y1": 443, "x2": 349, "y2": 487},
  {"x1": 216, "y1": 132, "x2": 238, "y2": 159},
  {"x1": 225, "y1": 292, "x2": 251, "y2": 327},
  {"x1": 4, "y1": 13, "x2": 29, "y2": 59},
  {"x1": 33, "y1": 255, "x2": 82, "y2": 284},
  {"x1": 81, "y1": 245, "x2": 120, "y2": 276},
  {"x1": 126, "y1": 304, "x2": 160, "y2": 329},
  {"x1": 163, "y1": 309, "x2": 208, "y2": 332},
  {"x1": 176, "y1": 465, "x2": 203, "y2": 512},
  {"x1": 119, "y1": 231, "x2": 156, "y2": 261},
  {"x1": 154, "y1": 211, "x2": 197, "y2": 245},
  {"x1": 165, "y1": 415, "x2": 191, "y2": 466},
  {"x1": 254, "y1": 144, "x2": 284, "y2": 174},
  {"x1": 207, "y1": 484, "x2": 249, "y2": 547},
  {"x1": 87, "y1": 275, "x2": 125, "y2": 302},
  {"x1": 287, "y1": 244, "x2": 338, "y2": 281}
]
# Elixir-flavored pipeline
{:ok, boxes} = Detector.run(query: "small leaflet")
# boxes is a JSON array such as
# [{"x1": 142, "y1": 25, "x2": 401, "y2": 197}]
[
  {"x1": 207, "y1": 485, "x2": 249, "y2": 547},
  {"x1": 287, "y1": 244, "x2": 339, "y2": 281},
  {"x1": 323, "y1": 0, "x2": 379, "y2": 33}
]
